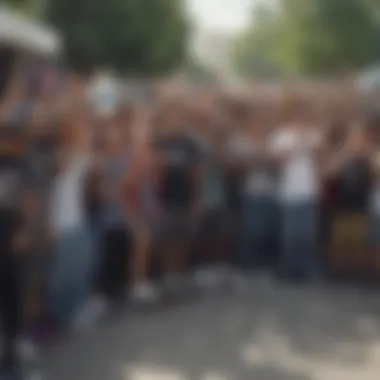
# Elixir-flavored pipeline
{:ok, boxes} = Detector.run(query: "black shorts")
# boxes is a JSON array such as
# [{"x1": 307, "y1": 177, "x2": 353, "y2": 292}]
[{"x1": 100, "y1": 227, "x2": 131, "y2": 298}]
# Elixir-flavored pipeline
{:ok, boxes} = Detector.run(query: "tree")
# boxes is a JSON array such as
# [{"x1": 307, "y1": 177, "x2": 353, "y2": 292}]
[
  {"x1": 1, "y1": 0, "x2": 38, "y2": 15},
  {"x1": 45, "y1": 0, "x2": 190, "y2": 74},
  {"x1": 232, "y1": 0, "x2": 380, "y2": 76},
  {"x1": 2, "y1": 0, "x2": 31, "y2": 7},
  {"x1": 231, "y1": 2, "x2": 285, "y2": 77}
]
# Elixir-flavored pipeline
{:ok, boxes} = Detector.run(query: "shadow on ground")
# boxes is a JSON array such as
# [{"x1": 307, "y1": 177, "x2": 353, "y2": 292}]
[{"x1": 43, "y1": 280, "x2": 380, "y2": 380}]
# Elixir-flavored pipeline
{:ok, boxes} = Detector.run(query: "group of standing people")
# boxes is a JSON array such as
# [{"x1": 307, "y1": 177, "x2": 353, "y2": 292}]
[{"x1": 1, "y1": 76, "x2": 380, "y2": 378}]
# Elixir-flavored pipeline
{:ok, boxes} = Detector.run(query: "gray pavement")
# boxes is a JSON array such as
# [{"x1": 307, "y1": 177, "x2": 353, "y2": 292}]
[{"x1": 43, "y1": 278, "x2": 380, "y2": 380}]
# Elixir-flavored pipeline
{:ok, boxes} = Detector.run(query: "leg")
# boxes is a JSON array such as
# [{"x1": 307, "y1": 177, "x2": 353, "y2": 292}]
[
  {"x1": 129, "y1": 226, "x2": 159, "y2": 303},
  {"x1": 298, "y1": 202, "x2": 319, "y2": 278},
  {"x1": 67, "y1": 228, "x2": 94, "y2": 319},
  {"x1": 281, "y1": 203, "x2": 300, "y2": 278},
  {"x1": 249, "y1": 197, "x2": 273, "y2": 270},
  {"x1": 371, "y1": 213, "x2": 380, "y2": 279},
  {"x1": 160, "y1": 212, "x2": 192, "y2": 295},
  {"x1": 225, "y1": 208, "x2": 242, "y2": 269},
  {"x1": 0, "y1": 257, "x2": 23, "y2": 372},
  {"x1": 24, "y1": 246, "x2": 46, "y2": 331},
  {"x1": 263, "y1": 197, "x2": 278, "y2": 268},
  {"x1": 101, "y1": 229, "x2": 118, "y2": 300},
  {"x1": 46, "y1": 233, "x2": 69, "y2": 326},
  {"x1": 102, "y1": 228, "x2": 128, "y2": 300},
  {"x1": 240, "y1": 197, "x2": 254, "y2": 271},
  {"x1": 130, "y1": 231, "x2": 152, "y2": 286}
]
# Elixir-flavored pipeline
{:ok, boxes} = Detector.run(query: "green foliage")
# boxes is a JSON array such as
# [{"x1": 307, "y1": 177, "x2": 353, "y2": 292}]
[
  {"x1": 2, "y1": 0, "x2": 31, "y2": 7},
  {"x1": 232, "y1": 0, "x2": 380, "y2": 76},
  {"x1": 2, "y1": 0, "x2": 37, "y2": 15},
  {"x1": 45, "y1": 0, "x2": 190, "y2": 74}
]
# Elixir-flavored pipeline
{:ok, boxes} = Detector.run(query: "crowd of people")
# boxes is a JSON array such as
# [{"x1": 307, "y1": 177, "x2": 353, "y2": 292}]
[{"x1": 0, "y1": 73, "x2": 380, "y2": 378}]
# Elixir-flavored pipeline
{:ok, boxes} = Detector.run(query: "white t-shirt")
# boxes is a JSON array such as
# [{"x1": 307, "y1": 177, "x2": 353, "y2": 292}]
[
  {"x1": 270, "y1": 127, "x2": 321, "y2": 203},
  {"x1": 50, "y1": 155, "x2": 90, "y2": 232}
]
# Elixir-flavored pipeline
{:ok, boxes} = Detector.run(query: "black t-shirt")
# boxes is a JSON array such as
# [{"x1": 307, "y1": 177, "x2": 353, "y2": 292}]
[
  {"x1": 155, "y1": 134, "x2": 202, "y2": 210},
  {"x1": 335, "y1": 157, "x2": 372, "y2": 211}
]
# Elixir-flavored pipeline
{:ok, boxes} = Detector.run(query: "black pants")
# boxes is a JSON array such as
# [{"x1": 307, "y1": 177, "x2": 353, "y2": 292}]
[
  {"x1": 0, "y1": 208, "x2": 22, "y2": 362},
  {"x1": 0, "y1": 255, "x2": 22, "y2": 358},
  {"x1": 100, "y1": 227, "x2": 131, "y2": 299}
]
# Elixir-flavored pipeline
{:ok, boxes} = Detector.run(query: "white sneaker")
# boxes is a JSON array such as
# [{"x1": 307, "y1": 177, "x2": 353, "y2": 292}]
[
  {"x1": 213, "y1": 265, "x2": 249, "y2": 292},
  {"x1": 130, "y1": 282, "x2": 160, "y2": 304},
  {"x1": 73, "y1": 295, "x2": 108, "y2": 331},
  {"x1": 17, "y1": 338, "x2": 39, "y2": 362},
  {"x1": 193, "y1": 267, "x2": 220, "y2": 289}
]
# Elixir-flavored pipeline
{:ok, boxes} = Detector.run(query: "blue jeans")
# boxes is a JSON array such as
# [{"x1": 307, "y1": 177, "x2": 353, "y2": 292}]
[
  {"x1": 281, "y1": 201, "x2": 319, "y2": 277},
  {"x1": 370, "y1": 210, "x2": 380, "y2": 247},
  {"x1": 241, "y1": 195, "x2": 277, "y2": 270},
  {"x1": 89, "y1": 217, "x2": 105, "y2": 293},
  {"x1": 47, "y1": 226, "x2": 93, "y2": 325}
]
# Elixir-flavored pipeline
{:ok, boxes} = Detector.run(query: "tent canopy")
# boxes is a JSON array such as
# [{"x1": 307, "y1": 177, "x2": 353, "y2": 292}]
[{"x1": 0, "y1": 6, "x2": 62, "y2": 57}]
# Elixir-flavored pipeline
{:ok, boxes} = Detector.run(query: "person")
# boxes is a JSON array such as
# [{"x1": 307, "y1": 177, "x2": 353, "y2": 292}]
[
  {"x1": 23, "y1": 85, "x2": 60, "y2": 345},
  {"x1": 318, "y1": 123, "x2": 345, "y2": 261},
  {"x1": 193, "y1": 124, "x2": 228, "y2": 289},
  {"x1": 155, "y1": 103, "x2": 204, "y2": 299},
  {"x1": 328, "y1": 124, "x2": 373, "y2": 275},
  {"x1": 47, "y1": 110, "x2": 94, "y2": 333},
  {"x1": 99, "y1": 121, "x2": 130, "y2": 304},
  {"x1": 126, "y1": 110, "x2": 160, "y2": 304},
  {"x1": 366, "y1": 115, "x2": 380, "y2": 277},
  {"x1": 240, "y1": 117, "x2": 278, "y2": 272},
  {"x1": 221, "y1": 105, "x2": 253, "y2": 286},
  {"x1": 270, "y1": 103, "x2": 322, "y2": 281},
  {"x1": 0, "y1": 126, "x2": 33, "y2": 379},
  {"x1": 370, "y1": 147, "x2": 380, "y2": 277}
]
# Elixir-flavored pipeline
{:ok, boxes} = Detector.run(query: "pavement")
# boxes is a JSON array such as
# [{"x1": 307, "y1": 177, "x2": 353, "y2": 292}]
[{"x1": 43, "y1": 278, "x2": 380, "y2": 380}]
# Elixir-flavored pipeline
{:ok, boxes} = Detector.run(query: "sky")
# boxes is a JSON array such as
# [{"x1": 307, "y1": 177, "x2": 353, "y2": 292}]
[{"x1": 186, "y1": 0, "x2": 253, "y2": 33}]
